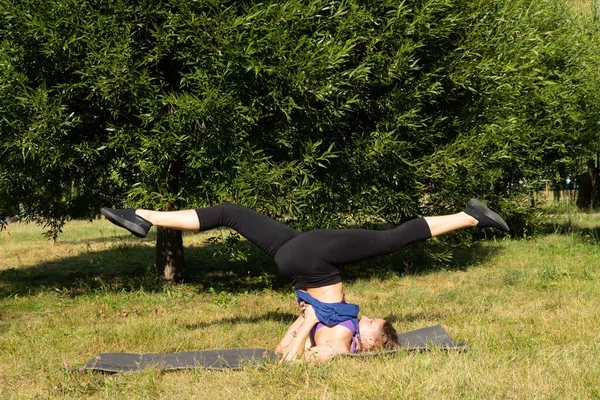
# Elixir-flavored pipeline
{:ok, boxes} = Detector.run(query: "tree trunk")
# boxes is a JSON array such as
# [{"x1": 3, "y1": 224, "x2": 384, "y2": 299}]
[
  {"x1": 156, "y1": 159, "x2": 185, "y2": 283},
  {"x1": 156, "y1": 226, "x2": 184, "y2": 283}
]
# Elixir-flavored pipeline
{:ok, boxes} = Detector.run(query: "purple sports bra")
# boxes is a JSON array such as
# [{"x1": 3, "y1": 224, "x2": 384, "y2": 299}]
[{"x1": 309, "y1": 319, "x2": 359, "y2": 354}]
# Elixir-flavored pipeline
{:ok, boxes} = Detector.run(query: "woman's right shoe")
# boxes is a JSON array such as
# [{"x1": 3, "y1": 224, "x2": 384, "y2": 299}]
[
  {"x1": 464, "y1": 199, "x2": 509, "y2": 232},
  {"x1": 101, "y1": 207, "x2": 153, "y2": 238}
]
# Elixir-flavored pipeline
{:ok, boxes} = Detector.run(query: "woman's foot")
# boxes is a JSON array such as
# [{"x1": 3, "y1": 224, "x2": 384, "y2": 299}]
[
  {"x1": 101, "y1": 208, "x2": 153, "y2": 237},
  {"x1": 464, "y1": 199, "x2": 509, "y2": 232}
]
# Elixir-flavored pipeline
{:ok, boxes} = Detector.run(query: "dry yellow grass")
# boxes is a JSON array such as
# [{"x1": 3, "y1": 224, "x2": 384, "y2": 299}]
[{"x1": 1, "y1": 214, "x2": 600, "y2": 399}]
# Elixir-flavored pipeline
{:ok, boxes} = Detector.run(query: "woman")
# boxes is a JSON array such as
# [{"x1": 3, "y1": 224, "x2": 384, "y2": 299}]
[{"x1": 101, "y1": 199, "x2": 508, "y2": 362}]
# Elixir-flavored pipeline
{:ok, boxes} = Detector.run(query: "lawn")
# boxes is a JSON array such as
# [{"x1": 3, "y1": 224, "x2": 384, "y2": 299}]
[{"x1": 1, "y1": 212, "x2": 599, "y2": 399}]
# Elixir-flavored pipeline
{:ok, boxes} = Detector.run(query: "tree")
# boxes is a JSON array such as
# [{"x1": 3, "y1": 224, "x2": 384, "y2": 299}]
[{"x1": 1, "y1": 0, "x2": 599, "y2": 279}]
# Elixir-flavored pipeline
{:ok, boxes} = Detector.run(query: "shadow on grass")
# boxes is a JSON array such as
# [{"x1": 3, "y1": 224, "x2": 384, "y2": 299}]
[
  {"x1": 0, "y1": 235, "x2": 504, "y2": 298},
  {"x1": 383, "y1": 311, "x2": 448, "y2": 325},
  {"x1": 183, "y1": 310, "x2": 298, "y2": 330},
  {"x1": 0, "y1": 240, "x2": 290, "y2": 298},
  {"x1": 545, "y1": 221, "x2": 600, "y2": 242},
  {"x1": 340, "y1": 240, "x2": 503, "y2": 283}
]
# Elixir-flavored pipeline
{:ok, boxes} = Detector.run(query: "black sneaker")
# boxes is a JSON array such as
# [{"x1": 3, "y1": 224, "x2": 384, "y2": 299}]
[
  {"x1": 101, "y1": 207, "x2": 153, "y2": 238},
  {"x1": 464, "y1": 199, "x2": 509, "y2": 232}
]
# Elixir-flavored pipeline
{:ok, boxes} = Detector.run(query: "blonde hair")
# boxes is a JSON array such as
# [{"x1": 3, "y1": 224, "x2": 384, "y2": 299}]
[
  {"x1": 360, "y1": 319, "x2": 399, "y2": 352},
  {"x1": 377, "y1": 320, "x2": 399, "y2": 351}
]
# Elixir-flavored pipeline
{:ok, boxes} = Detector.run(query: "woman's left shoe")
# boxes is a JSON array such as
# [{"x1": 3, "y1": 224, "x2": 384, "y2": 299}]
[
  {"x1": 101, "y1": 207, "x2": 153, "y2": 238},
  {"x1": 464, "y1": 199, "x2": 509, "y2": 232}
]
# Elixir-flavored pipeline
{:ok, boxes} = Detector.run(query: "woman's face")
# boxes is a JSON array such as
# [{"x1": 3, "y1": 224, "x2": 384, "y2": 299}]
[{"x1": 359, "y1": 316, "x2": 386, "y2": 348}]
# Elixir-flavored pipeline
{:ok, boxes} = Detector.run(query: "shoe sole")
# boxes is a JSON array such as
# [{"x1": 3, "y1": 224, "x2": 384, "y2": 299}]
[
  {"x1": 468, "y1": 199, "x2": 509, "y2": 232},
  {"x1": 101, "y1": 207, "x2": 148, "y2": 238}
]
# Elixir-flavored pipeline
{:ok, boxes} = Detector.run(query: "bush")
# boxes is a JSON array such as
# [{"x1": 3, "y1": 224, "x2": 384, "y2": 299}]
[{"x1": 1, "y1": 0, "x2": 598, "y2": 242}]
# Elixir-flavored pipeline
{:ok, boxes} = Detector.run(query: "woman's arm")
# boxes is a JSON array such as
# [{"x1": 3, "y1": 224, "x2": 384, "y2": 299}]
[
  {"x1": 278, "y1": 303, "x2": 352, "y2": 363},
  {"x1": 278, "y1": 304, "x2": 350, "y2": 363},
  {"x1": 300, "y1": 341, "x2": 349, "y2": 363},
  {"x1": 276, "y1": 313, "x2": 309, "y2": 354},
  {"x1": 276, "y1": 301, "x2": 313, "y2": 353},
  {"x1": 279, "y1": 304, "x2": 319, "y2": 363}
]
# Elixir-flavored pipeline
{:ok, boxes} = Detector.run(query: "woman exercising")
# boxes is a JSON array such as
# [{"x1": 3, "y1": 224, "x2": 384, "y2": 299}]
[{"x1": 101, "y1": 199, "x2": 508, "y2": 363}]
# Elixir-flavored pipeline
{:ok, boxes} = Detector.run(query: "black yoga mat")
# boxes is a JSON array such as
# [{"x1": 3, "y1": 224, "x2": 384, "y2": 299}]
[
  {"x1": 84, "y1": 348, "x2": 278, "y2": 372},
  {"x1": 348, "y1": 324, "x2": 468, "y2": 357},
  {"x1": 84, "y1": 324, "x2": 466, "y2": 372}
]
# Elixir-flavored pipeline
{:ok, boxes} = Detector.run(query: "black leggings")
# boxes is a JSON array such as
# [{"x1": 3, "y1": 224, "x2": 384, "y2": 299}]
[{"x1": 195, "y1": 203, "x2": 432, "y2": 289}]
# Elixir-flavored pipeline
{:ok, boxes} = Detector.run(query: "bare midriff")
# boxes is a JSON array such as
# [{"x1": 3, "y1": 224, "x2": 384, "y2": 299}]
[{"x1": 301, "y1": 282, "x2": 345, "y2": 303}]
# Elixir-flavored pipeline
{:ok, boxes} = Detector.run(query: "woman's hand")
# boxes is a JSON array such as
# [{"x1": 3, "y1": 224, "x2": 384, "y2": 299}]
[
  {"x1": 299, "y1": 301, "x2": 307, "y2": 317},
  {"x1": 301, "y1": 303, "x2": 318, "y2": 325},
  {"x1": 278, "y1": 303, "x2": 320, "y2": 363}
]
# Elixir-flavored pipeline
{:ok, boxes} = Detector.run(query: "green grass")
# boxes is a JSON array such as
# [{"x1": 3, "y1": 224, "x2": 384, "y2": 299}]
[{"x1": 1, "y1": 214, "x2": 600, "y2": 399}]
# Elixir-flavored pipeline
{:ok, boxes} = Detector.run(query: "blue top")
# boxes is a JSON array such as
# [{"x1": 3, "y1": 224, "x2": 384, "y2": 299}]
[
  {"x1": 295, "y1": 290, "x2": 360, "y2": 325},
  {"x1": 295, "y1": 290, "x2": 362, "y2": 352}
]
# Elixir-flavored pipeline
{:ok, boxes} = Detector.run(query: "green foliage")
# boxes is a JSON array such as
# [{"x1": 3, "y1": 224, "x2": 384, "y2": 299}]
[
  {"x1": 1, "y1": 0, "x2": 599, "y2": 241},
  {"x1": 419, "y1": 1, "x2": 600, "y2": 215}
]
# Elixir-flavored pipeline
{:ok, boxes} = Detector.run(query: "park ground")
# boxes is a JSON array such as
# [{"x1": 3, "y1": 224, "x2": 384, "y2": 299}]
[{"x1": 1, "y1": 210, "x2": 600, "y2": 399}]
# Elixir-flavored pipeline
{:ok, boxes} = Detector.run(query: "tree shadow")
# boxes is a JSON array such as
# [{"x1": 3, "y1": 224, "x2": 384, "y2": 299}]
[
  {"x1": 545, "y1": 221, "x2": 600, "y2": 240},
  {"x1": 0, "y1": 234, "x2": 504, "y2": 298},
  {"x1": 383, "y1": 311, "x2": 448, "y2": 325},
  {"x1": 0, "y1": 244, "x2": 153, "y2": 298},
  {"x1": 340, "y1": 241, "x2": 503, "y2": 283},
  {"x1": 543, "y1": 220, "x2": 600, "y2": 250},
  {"x1": 182, "y1": 310, "x2": 297, "y2": 330},
  {"x1": 55, "y1": 235, "x2": 155, "y2": 246},
  {"x1": 0, "y1": 241, "x2": 290, "y2": 298}
]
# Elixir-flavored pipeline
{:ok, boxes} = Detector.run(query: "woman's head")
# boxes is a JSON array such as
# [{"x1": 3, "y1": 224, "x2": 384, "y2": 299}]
[{"x1": 358, "y1": 316, "x2": 399, "y2": 352}]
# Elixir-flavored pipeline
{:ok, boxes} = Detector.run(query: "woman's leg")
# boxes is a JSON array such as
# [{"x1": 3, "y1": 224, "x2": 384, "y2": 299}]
[
  {"x1": 192, "y1": 202, "x2": 300, "y2": 257},
  {"x1": 136, "y1": 209, "x2": 200, "y2": 231},
  {"x1": 103, "y1": 203, "x2": 299, "y2": 257},
  {"x1": 302, "y1": 219, "x2": 433, "y2": 266},
  {"x1": 424, "y1": 212, "x2": 477, "y2": 237},
  {"x1": 135, "y1": 208, "x2": 477, "y2": 260},
  {"x1": 299, "y1": 199, "x2": 507, "y2": 266}
]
